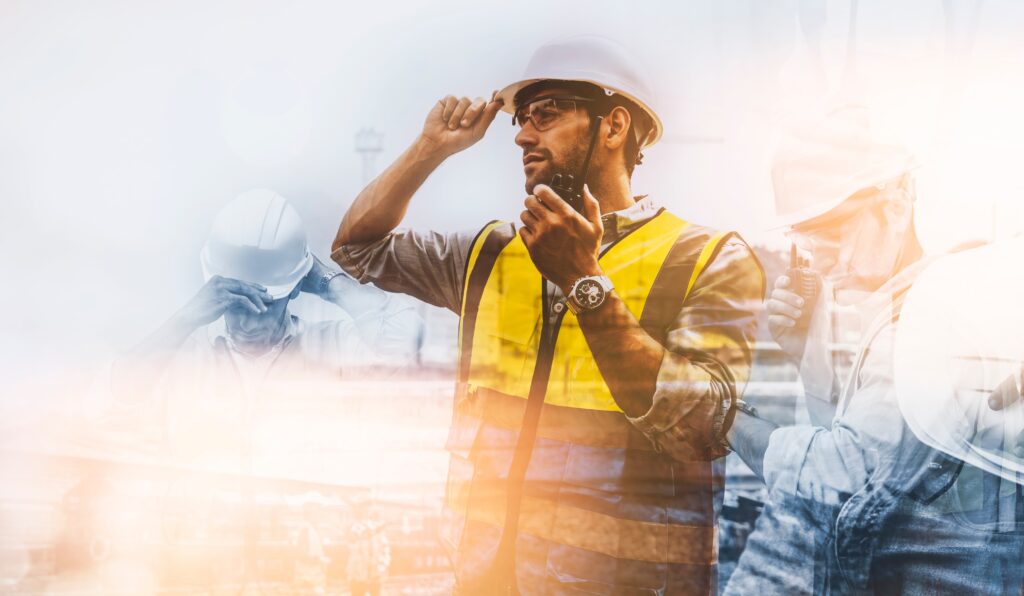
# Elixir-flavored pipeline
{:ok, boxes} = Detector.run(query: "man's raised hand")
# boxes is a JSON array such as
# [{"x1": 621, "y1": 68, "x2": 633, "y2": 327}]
[
  {"x1": 420, "y1": 92, "x2": 503, "y2": 158},
  {"x1": 178, "y1": 276, "x2": 272, "y2": 328}
]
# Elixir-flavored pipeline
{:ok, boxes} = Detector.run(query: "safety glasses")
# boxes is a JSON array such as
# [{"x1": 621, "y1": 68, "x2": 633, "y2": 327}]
[{"x1": 512, "y1": 96, "x2": 597, "y2": 131}]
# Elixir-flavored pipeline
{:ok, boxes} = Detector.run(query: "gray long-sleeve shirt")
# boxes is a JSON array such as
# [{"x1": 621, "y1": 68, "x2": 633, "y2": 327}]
[{"x1": 332, "y1": 197, "x2": 764, "y2": 458}]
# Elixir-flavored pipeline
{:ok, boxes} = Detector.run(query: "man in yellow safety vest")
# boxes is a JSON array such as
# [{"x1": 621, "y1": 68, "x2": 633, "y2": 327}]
[{"x1": 331, "y1": 35, "x2": 765, "y2": 594}]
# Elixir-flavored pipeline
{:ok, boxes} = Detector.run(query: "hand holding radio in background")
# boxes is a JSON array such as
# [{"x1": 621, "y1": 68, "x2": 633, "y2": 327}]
[
  {"x1": 419, "y1": 92, "x2": 503, "y2": 159},
  {"x1": 767, "y1": 275, "x2": 810, "y2": 362}
]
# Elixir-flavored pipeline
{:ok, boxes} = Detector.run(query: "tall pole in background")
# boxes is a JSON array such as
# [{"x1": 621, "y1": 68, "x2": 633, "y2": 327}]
[
  {"x1": 355, "y1": 128, "x2": 384, "y2": 186},
  {"x1": 355, "y1": 127, "x2": 428, "y2": 366}
]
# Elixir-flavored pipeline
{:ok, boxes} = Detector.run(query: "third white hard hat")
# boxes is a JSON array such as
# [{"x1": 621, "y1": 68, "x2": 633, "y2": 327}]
[
  {"x1": 771, "y1": 105, "x2": 919, "y2": 229},
  {"x1": 200, "y1": 189, "x2": 313, "y2": 299},
  {"x1": 497, "y1": 35, "x2": 663, "y2": 148}
]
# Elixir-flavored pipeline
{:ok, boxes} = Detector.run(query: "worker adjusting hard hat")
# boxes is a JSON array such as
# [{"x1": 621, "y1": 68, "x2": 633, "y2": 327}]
[
  {"x1": 770, "y1": 105, "x2": 922, "y2": 292},
  {"x1": 195, "y1": 188, "x2": 318, "y2": 356},
  {"x1": 201, "y1": 188, "x2": 314, "y2": 300},
  {"x1": 332, "y1": 33, "x2": 767, "y2": 594},
  {"x1": 771, "y1": 104, "x2": 919, "y2": 229}
]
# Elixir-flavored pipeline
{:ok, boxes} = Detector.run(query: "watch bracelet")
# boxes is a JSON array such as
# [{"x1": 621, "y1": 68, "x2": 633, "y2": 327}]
[{"x1": 318, "y1": 269, "x2": 349, "y2": 294}]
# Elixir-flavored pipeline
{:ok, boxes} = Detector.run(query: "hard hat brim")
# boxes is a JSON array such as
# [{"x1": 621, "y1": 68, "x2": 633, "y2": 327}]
[
  {"x1": 201, "y1": 246, "x2": 314, "y2": 301},
  {"x1": 768, "y1": 159, "x2": 922, "y2": 231},
  {"x1": 497, "y1": 78, "x2": 663, "y2": 148},
  {"x1": 767, "y1": 195, "x2": 851, "y2": 231}
]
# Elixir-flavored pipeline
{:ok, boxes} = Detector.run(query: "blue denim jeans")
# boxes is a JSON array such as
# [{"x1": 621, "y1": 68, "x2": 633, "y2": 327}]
[{"x1": 727, "y1": 452, "x2": 1024, "y2": 595}]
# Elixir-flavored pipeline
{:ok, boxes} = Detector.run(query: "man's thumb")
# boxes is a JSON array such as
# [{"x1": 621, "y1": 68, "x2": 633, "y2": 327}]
[
  {"x1": 582, "y1": 184, "x2": 600, "y2": 224},
  {"x1": 480, "y1": 94, "x2": 504, "y2": 128}
]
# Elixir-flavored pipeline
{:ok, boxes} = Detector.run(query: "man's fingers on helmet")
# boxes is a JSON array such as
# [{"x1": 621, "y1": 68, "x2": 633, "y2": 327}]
[
  {"x1": 477, "y1": 97, "x2": 503, "y2": 130},
  {"x1": 440, "y1": 95, "x2": 458, "y2": 122},
  {"x1": 448, "y1": 97, "x2": 472, "y2": 130},
  {"x1": 229, "y1": 294, "x2": 265, "y2": 314},
  {"x1": 239, "y1": 280, "x2": 271, "y2": 298},
  {"x1": 230, "y1": 285, "x2": 271, "y2": 310},
  {"x1": 210, "y1": 274, "x2": 234, "y2": 288},
  {"x1": 222, "y1": 278, "x2": 270, "y2": 301},
  {"x1": 461, "y1": 98, "x2": 485, "y2": 127}
]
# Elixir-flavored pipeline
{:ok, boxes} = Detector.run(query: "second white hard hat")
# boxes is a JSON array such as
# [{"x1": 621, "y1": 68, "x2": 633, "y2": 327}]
[
  {"x1": 771, "y1": 105, "x2": 919, "y2": 229},
  {"x1": 895, "y1": 238, "x2": 1024, "y2": 483},
  {"x1": 497, "y1": 35, "x2": 663, "y2": 148},
  {"x1": 200, "y1": 189, "x2": 313, "y2": 299}
]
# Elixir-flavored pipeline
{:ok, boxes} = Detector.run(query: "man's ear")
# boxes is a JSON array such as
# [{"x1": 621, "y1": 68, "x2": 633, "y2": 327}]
[{"x1": 604, "y1": 105, "x2": 631, "y2": 151}]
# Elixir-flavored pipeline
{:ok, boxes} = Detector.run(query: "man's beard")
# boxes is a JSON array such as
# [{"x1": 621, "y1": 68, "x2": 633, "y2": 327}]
[{"x1": 525, "y1": 129, "x2": 591, "y2": 195}]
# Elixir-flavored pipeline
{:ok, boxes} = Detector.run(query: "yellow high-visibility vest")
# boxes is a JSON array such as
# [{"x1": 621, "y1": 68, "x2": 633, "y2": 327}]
[{"x1": 443, "y1": 209, "x2": 736, "y2": 593}]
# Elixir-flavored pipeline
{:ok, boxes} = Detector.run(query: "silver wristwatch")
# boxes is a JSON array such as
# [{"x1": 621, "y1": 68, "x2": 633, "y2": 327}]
[
  {"x1": 317, "y1": 269, "x2": 349, "y2": 294},
  {"x1": 566, "y1": 275, "x2": 614, "y2": 314}
]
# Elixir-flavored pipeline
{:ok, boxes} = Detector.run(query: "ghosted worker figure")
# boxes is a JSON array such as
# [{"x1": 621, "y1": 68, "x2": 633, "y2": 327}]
[
  {"x1": 346, "y1": 498, "x2": 390, "y2": 596},
  {"x1": 724, "y1": 106, "x2": 1024, "y2": 595},
  {"x1": 331, "y1": 36, "x2": 764, "y2": 594},
  {"x1": 109, "y1": 189, "x2": 419, "y2": 475}
]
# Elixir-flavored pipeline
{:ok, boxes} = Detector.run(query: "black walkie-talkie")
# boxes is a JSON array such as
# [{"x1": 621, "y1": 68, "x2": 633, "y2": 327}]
[
  {"x1": 788, "y1": 244, "x2": 821, "y2": 331},
  {"x1": 550, "y1": 115, "x2": 604, "y2": 213}
]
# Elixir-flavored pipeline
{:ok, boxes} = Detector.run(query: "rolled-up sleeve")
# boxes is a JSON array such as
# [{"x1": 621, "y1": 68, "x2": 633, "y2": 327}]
[
  {"x1": 331, "y1": 228, "x2": 476, "y2": 314},
  {"x1": 762, "y1": 325, "x2": 900, "y2": 500},
  {"x1": 626, "y1": 239, "x2": 765, "y2": 459}
]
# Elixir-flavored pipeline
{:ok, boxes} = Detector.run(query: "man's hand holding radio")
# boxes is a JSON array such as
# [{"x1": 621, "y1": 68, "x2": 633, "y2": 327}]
[
  {"x1": 767, "y1": 275, "x2": 811, "y2": 362},
  {"x1": 519, "y1": 183, "x2": 603, "y2": 293}
]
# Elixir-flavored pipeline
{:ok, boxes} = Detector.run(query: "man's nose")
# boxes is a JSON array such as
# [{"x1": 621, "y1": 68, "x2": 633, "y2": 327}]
[
  {"x1": 515, "y1": 123, "x2": 538, "y2": 149},
  {"x1": 238, "y1": 311, "x2": 263, "y2": 332}
]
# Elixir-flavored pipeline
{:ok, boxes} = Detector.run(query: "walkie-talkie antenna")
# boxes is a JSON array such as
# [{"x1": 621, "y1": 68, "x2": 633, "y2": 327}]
[{"x1": 577, "y1": 115, "x2": 604, "y2": 197}]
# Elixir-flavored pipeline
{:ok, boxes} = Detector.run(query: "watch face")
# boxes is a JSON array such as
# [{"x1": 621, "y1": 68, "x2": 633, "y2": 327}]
[{"x1": 574, "y1": 279, "x2": 606, "y2": 309}]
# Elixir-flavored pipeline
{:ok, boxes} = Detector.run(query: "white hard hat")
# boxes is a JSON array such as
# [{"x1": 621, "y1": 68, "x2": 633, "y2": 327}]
[
  {"x1": 200, "y1": 189, "x2": 313, "y2": 299},
  {"x1": 895, "y1": 238, "x2": 1024, "y2": 483},
  {"x1": 771, "y1": 105, "x2": 919, "y2": 229},
  {"x1": 497, "y1": 35, "x2": 663, "y2": 148}
]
